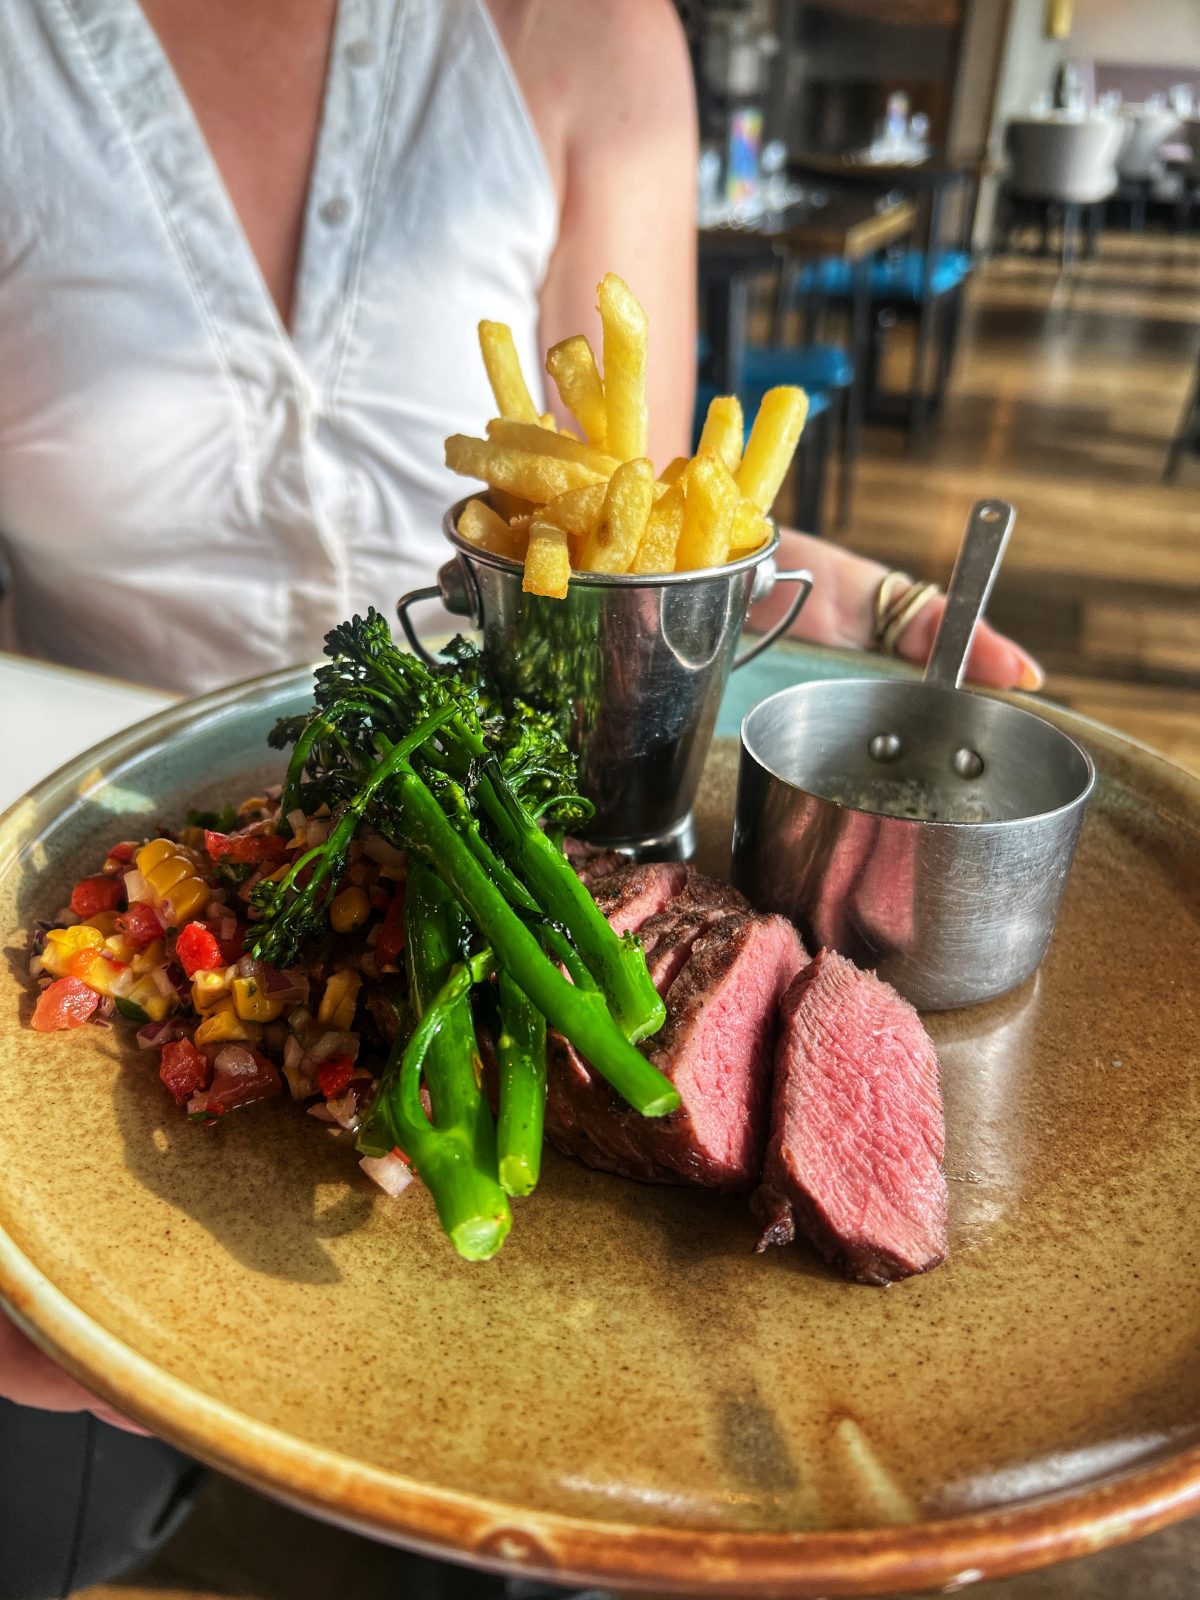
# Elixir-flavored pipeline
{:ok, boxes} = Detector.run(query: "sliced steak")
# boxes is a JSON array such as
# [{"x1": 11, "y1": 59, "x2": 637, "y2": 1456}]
[
  {"x1": 545, "y1": 911, "x2": 807, "y2": 1190},
  {"x1": 752, "y1": 949, "x2": 948, "y2": 1285},
  {"x1": 564, "y1": 838, "x2": 630, "y2": 886},
  {"x1": 588, "y1": 861, "x2": 689, "y2": 937},
  {"x1": 637, "y1": 899, "x2": 734, "y2": 997}
]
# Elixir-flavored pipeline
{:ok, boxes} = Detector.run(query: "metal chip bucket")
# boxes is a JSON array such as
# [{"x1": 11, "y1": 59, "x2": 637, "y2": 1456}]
[{"x1": 396, "y1": 496, "x2": 813, "y2": 856}]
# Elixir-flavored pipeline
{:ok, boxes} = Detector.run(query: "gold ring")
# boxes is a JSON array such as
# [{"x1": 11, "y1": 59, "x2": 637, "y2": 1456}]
[{"x1": 872, "y1": 572, "x2": 942, "y2": 655}]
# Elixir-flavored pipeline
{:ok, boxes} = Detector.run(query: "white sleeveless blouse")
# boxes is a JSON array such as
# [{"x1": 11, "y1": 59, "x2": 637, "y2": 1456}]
[{"x1": 0, "y1": 0, "x2": 557, "y2": 692}]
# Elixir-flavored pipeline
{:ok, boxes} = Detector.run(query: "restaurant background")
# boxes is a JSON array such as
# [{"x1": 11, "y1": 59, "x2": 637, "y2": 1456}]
[{"x1": 2, "y1": 0, "x2": 1197, "y2": 1597}]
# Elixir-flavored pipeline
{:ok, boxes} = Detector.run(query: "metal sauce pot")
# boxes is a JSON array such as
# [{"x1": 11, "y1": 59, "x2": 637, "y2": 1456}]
[
  {"x1": 732, "y1": 500, "x2": 1096, "y2": 1010},
  {"x1": 397, "y1": 496, "x2": 813, "y2": 857}
]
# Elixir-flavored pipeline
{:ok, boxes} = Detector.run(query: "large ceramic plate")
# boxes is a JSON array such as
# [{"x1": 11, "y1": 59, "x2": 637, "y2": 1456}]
[{"x1": 1, "y1": 652, "x2": 1199, "y2": 1598}]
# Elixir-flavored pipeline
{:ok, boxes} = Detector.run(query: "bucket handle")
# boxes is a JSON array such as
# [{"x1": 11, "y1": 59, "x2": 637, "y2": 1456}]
[
  {"x1": 396, "y1": 557, "x2": 480, "y2": 667},
  {"x1": 733, "y1": 568, "x2": 814, "y2": 671}
]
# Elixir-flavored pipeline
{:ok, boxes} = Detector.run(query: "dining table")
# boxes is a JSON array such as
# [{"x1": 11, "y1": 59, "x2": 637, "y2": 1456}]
[{"x1": 698, "y1": 187, "x2": 916, "y2": 527}]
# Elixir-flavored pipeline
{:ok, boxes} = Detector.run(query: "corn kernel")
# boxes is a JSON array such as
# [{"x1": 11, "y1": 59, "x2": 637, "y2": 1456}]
[
  {"x1": 317, "y1": 968, "x2": 361, "y2": 1031},
  {"x1": 135, "y1": 838, "x2": 178, "y2": 874},
  {"x1": 165, "y1": 876, "x2": 209, "y2": 923},
  {"x1": 232, "y1": 977, "x2": 286, "y2": 1023},
  {"x1": 191, "y1": 968, "x2": 232, "y2": 1012},
  {"x1": 329, "y1": 887, "x2": 370, "y2": 934},
  {"x1": 83, "y1": 911, "x2": 121, "y2": 937},
  {"x1": 147, "y1": 857, "x2": 190, "y2": 897},
  {"x1": 131, "y1": 939, "x2": 166, "y2": 976},
  {"x1": 124, "y1": 974, "x2": 173, "y2": 1023},
  {"x1": 69, "y1": 950, "x2": 130, "y2": 998},
  {"x1": 194, "y1": 1000, "x2": 262, "y2": 1046},
  {"x1": 40, "y1": 925, "x2": 104, "y2": 977}
]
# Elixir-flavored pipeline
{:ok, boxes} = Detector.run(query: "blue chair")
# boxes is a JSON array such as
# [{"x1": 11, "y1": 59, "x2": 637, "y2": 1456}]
[
  {"x1": 793, "y1": 246, "x2": 974, "y2": 444},
  {"x1": 693, "y1": 379, "x2": 834, "y2": 536}
]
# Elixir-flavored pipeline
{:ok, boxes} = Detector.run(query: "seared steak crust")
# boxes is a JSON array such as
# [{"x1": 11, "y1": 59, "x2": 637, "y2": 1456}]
[{"x1": 545, "y1": 911, "x2": 806, "y2": 1190}]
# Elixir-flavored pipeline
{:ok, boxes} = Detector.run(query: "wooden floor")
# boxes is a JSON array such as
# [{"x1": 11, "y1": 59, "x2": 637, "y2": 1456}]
[
  {"x1": 837, "y1": 231, "x2": 1200, "y2": 774},
  {"x1": 82, "y1": 235, "x2": 1200, "y2": 1600}
]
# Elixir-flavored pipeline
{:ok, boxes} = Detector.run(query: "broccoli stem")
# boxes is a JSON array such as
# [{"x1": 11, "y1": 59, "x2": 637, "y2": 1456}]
[
  {"x1": 475, "y1": 759, "x2": 665, "y2": 1043},
  {"x1": 394, "y1": 764, "x2": 679, "y2": 1118},
  {"x1": 360, "y1": 863, "x2": 511, "y2": 1262},
  {"x1": 495, "y1": 970, "x2": 547, "y2": 1197}
]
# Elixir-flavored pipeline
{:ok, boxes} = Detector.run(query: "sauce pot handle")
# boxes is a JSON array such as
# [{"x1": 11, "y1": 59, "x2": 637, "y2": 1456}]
[
  {"x1": 396, "y1": 558, "x2": 481, "y2": 666},
  {"x1": 733, "y1": 568, "x2": 814, "y2": 671}
]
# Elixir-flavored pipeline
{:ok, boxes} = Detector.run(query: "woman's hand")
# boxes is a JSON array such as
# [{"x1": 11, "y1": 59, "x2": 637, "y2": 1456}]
[
  {"x1": 1, "y1": 1308, "x2": 147, "y2": 1433},
  {"x1": 750, "y1": 528, "x2": 1043, "y2": 691}
]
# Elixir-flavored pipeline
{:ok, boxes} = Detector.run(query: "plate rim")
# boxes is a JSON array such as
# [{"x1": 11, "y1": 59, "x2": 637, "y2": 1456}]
[{"x1": 3, "y1": 663, "x2": 1200, "y2": 1596}]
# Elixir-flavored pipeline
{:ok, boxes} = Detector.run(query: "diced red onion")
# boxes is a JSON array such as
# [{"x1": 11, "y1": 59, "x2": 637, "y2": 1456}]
[
  {"x1": 214, "y1": 1044, "x2": 258, "y2": 1076},
  {"x1": 264, "y1": 967, "x2": 308, "y2": 1004},
  {"x1": 110, "y1": 966, "x2": 135, "y2": 999},
  {"x1": 136, "y1": 1018, "x2": 185, "y2": 1050},
  {"x1": 263, "y1": 783, "x2": 283, "y2": 801},
  {"x1": 236, "y1": 954, "x2": 260, "y2": 980},
  {"x1": 94, "y1": 995, "x2": 116, "y2": 1019},
  {"x1": 283, "y1": 1061, "x2": 316, "y2": 1101},
  {"x1": 55, "y1": 907, "x2": 80, "y2": 926},
  {"x1": 307, "y1": 1103, "x2": 338, "y2": 1124},
  {"x1": 303, "y1": 820, "x2": 330, "y2": 848},
  {"x1": 361, "y1": 831, "x2": 406, "y2": 870},
  {"x1": 150, "y1": 965, "x2": 177, "y2": 997},
  {"x1": 28, "y1": 954, "x2": 45, "y2": 978},
  {"x1": 205, "y1": 899, "x2": 225, "y2": 921},
  {"x1": 309, "y1": 1030, "x2": 358, "y2": 1064},
  {"x1": 123, "y1": 870, "x2": 150, "y2": 904},
  {"x1": 328, "y1": 1089, "x2": 360, "y2": 1131},
  {"x1": 359, "y1": 1152, "x2": 414, "y2": 1197},
  {"x1": 219, "y1": 916, "x2": 236, "y2": 941},
  {"x1": 282, "y1": 1034, "x2": 305, "y2": 1072},
  {"x1": 286, "y1": 808, "x2": 307, "y2": 836}
]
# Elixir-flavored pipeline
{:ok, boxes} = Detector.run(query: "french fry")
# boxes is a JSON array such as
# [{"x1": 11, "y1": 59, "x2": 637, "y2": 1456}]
[
  {"x1": 544, "y1": 481, "x2": 608, "y2": 541},
  {"x1": 478, "y1": 321, "x2": 540, "y2": 423},
  {"x1": 597, "y1": 273, "x2": 649, "y2": 460},
  {"x1": 445, "y1": 435, "x2": 606, "y2": 501},
  {"x1": 658, "y1": 455, "x2": 689, "y2": 486},
  {"x1": 485, "y1": 418, "x2": 621, "y2": 476},
  {"x1": 697, "y1": 395, "x2": 745, "y2": 476},
  {"x1": 538, "y1": 412, "x2": 557, "y2": 431},
  {"x1": 675, "y1": 453, "x2": 738, "y2": 571},
  {"x1": 523, "y1": 513, "x2": 572, "y2": 599},
  {"x1": 736, "y1": 386, "x2": 808, "y2": 513},
  {"x1": 581, "y1": 458, "x2": 655, "y2": 574},
  {"x1": 546, "y1": 335, "x2": 608, "y2": 448},
  {"x1": 488, "y1": 486, "x2": 536, "y2": 522},
  {"x1": 631, "y1": 481, "x2": 686, "y2": 575},
  {"x1": 729, "y1": 500, "x2": 773, "y2": 555},
  {"x1": 457, "y1": 498, "x2": 528, "y2": 563}
]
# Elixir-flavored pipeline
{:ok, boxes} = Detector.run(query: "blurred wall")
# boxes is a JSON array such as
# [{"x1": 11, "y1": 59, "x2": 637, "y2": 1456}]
[{"x1": 1070, "y1": 0, "x2": 1200, "y2": 68}]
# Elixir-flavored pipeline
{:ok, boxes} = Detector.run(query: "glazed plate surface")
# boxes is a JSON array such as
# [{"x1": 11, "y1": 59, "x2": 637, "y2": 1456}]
[{"x1": 1, "y1": 653, "x2": 1198, "y2": 1597}]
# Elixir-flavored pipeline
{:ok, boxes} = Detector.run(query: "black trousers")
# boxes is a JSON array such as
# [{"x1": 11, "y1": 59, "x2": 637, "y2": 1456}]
[
  {"x1": 0, "y1": 1401, "x2": 601, "y2": 1600},
  {"x1": 0, "y1": 1400, "x2": 202, "y2": 1599}
]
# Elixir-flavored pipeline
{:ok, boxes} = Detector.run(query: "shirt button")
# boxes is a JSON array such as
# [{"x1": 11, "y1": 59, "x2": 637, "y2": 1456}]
[
  {"x1": 319, "y1": 196, "x2": 352, "y2": 225},
  {"x1": 345, "y1": 38, "x2": 376, "y2": 66}
]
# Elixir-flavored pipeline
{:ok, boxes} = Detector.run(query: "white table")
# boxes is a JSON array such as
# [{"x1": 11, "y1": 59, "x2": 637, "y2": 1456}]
[{"x1": 0, "y1": 651, "x2": 176, "y2": 813}]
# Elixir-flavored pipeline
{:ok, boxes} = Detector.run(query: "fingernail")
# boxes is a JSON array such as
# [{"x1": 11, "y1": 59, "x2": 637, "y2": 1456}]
[{"x1": 1016, "y1": 657, "x2": 1045, "y2": 692}]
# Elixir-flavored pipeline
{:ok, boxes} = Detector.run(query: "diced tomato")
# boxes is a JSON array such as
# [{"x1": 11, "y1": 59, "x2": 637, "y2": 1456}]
[
  {"x1": 69, "y1": 875, "x2": 124, "y2": 919},
  {"x1": 115, "y1": 902, "x2": 164, "y2": 951},
  {"x1": 317, "y1": 1054, "x2": 355, "y2": 1101},
  {"x1": 204, "y1": 827, "x2": 291, "y2": 865},
  {"x1": 175, "y1": 921, "x2": 223, "y2": 977},
  {"x1": 31, "y1": 977, "x2": 100, "y2": 1032},
  {"x1": 159, "y1": 1038, "x2": 210, "y2": 1106},
  {"x1": 376, "y1": 885, "x2": 406, "y2": 967},
  {"x1": 187, "y1": 917, "x2": 245, "y2": 964},
  {"x1": 206, "y1": 1049, "x2": 281, "y2": 1113},
  {"x1": 106, "y1": 841, "x2": 137, "y2": 866}
]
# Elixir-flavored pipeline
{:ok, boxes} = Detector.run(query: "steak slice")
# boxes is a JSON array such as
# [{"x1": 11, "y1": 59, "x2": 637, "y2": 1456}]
[
  {"x1": 564, "y1": 838, "x2": 630, "y2": 887},
  {"x1": 545, "y1": 912, "x2": 807, "y2": 1190},
  {"x1": 588, "y1": 861, "x2": 689, "y2": 936},
  {"x1": 637, "y1": 899, "x2": 735, "y2": 997},
  {"x1": 752, "y1": 949, "x2": 948, "y2": 1285}
]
